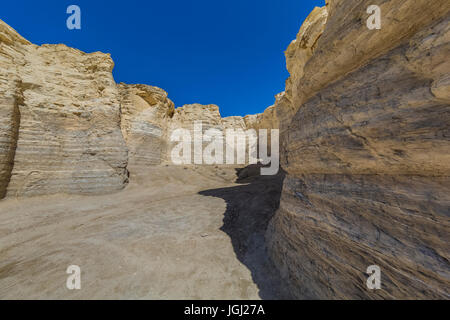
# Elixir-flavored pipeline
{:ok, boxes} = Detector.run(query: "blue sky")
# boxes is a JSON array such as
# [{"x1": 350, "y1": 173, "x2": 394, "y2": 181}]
[{"x1": 1, "y1": 0, "x2": 324, "y2": 116}]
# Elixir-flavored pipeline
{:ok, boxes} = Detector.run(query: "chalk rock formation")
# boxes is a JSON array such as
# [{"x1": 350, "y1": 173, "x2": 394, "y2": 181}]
[
  {"x1": 0, "y1": 19, "x2": 263, "y2": 199},
  {"x1": 2, "y1": 0, "x2": 448, "y2": 301},
  {"x1": 0, "y1": 18, "x2": 267, "y2": 198},
  {"x1": 279, "y1": 6, "x2": 328, "y2": 130},
  {"x1": 171, "y1": 103, "x2": 223, "y2": 129},
  {"x1": 243, "y1": 94, "x2": 281, "y2": 157},
  {"x1": 222, "y1": 116, "x2": 247, "y2": 130},
  {"x1": 168, "y1": 104, "x2": 259, "y2": 165},
  {"x1": 119, "y1": 83, "x2": 174, "y2": 171},
  {"x1": 267, "y1": 0, "x2": 450, "y2": 299},
  {"x1": 0, "y1": 20, "x2": 129, "y2": 197}
]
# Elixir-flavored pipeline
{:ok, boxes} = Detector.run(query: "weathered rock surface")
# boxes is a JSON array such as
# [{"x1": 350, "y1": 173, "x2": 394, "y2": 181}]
[
  {"x1": 169, "y1": 104, "x2": 260, "y2": 165},
  {"x1": 0, "y1": 21, "x2": 28, "y2": 198},
  {"x1": 267, "y1": 0, "x2": 450, "y2": 299},
  {"x1": 119, "y1": 83, "x2": 174, "y2": 171},
  {"x1": 0, "y1": 20, "x2": 129, "y2": 197}
]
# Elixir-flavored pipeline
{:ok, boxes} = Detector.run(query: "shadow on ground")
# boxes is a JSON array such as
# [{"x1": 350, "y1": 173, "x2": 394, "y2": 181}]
[{"x1": 199, "y1": 165, "x2": 292, "y2": 299}]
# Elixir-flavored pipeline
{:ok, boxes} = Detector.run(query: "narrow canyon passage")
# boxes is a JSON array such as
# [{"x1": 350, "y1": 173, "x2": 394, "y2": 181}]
[{"x1": 0, "y1": 166, "x2": 291, "y2": 299}]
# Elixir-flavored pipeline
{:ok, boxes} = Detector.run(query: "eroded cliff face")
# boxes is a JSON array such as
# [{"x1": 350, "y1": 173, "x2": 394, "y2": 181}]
[
  {"x1": 0, "y1": 20, "x2": 129, "y2": 197},
  {"x1": 266, "y1": 0, "x2": 450, "y2": 299},
  {"x1": 169, "y1": 104, "x2": 261, "y2": 165},
  {"x1": 0, "y1": 22, "x2": 28, "y2": 198},
  {"x1": 119, "y1": 83, "x2": 174, "y2": 173}
]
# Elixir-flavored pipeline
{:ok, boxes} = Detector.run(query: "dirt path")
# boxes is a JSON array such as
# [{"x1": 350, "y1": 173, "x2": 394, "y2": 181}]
[{"x1": 0, "y1": 165, "x2": 290, "y2": 299}]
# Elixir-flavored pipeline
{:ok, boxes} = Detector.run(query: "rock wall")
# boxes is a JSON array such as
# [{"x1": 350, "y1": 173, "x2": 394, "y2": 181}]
[
  {"x1": 119, "y1": 83, "x2": 174, "y2": 172},
  {"x1": 2, "y1": 1, "x2": 448, "y2": 300},
  {"x1": 247, "y1": 93, "x2": 282, "y2": 157},
  {"x1": 0, "y1": 20, "x2": 129, "y2": 197},
  {"x1": 168, "y1": 104, "x2": 260, "y2": 165},
  {"x1": 266, "y1": 0, "x2": 450, "y2": 299},
  {"x1": 0, "y1": 21, "x2": 28, "y2": 198}
]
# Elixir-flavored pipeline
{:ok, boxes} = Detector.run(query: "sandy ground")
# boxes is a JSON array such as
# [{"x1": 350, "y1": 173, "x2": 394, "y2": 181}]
[{"x1": 0, "y1": 165, "x2": 290, "y2": 299}]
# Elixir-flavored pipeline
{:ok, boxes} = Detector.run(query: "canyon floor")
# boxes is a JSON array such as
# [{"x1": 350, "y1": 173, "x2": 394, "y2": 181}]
[{"x1": 0, "y1": 165, "x2": 291, "y2": 299}]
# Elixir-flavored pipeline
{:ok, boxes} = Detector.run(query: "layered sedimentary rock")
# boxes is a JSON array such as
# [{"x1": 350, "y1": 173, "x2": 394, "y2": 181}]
[
  {"x1": 0, "y1": 17, "x2": 270, "y2": 198},
  {"x1": 169, "y1": 104, "x2": 225, "y2": 164},
  {"x1": 0, "y1": 20, "x2": 129, "y2": 197},
  {"x1": 0, "y1": 22, "x2": 28, "y2": 198},
  {"x1": 2, "y1": 0, "x2": 448, "y2": 301},
  {"x1": 119, "y1": 83, "x2": 174, "y2": 171},
  {"x1": 279, "y1": 6, "x2": 328, "y2": 130},
  {"x1": 267, "y1": 0, "x2": 450, "y2": 299},
  {"x1": 0, "y1": 30, "x2": 17, "y2": 197},
  {"x1": 169, "y1": 104, "x2": 260, "y2": 165},
  {"x1": 171, "y1": 103, "x2": 223, "y2": 129}
]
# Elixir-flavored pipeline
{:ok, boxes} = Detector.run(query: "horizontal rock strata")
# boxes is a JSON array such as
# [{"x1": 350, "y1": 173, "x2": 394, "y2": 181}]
[
  {"x1": 266, "y1": 0, "x2": 450, "y2": 299},
  {"x1": 119, "y1": 83, "x2": 174, "y2": 172},
  {"x1": 169, "y1": 104, "x2": 262, "y2": 165},
  {"x1": 0, "y1": 20, "x2": 129, "y2": 197}
]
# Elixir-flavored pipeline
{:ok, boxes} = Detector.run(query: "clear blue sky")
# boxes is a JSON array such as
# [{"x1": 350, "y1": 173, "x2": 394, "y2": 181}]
[{"x1": 1, "y1": 0, "x2": 324, "y2": 117}]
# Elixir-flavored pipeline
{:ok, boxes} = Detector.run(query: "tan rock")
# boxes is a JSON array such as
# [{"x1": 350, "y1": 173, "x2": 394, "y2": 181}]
[
  {"x1": 281, "y1": 6, "x2": 328, "y2": 129},
  {"x1": 0, "y1": 19, "x2": 262, "y2": 198},
  {"x1": 0, "y1": 19, "x2": 129, "y2": 197},
  {"x1": 222, "y1": 116, "x2": 247, "y2": 130},
  {"x1": 171, "y1": 103, "x2": 223, "y2": 127},
  {"x1": 2, "y1": 1, "x2": 448, "y2": 301},
  {"x1": 285, "y1": 0, "x2": 450, "y2": 122},
  {"x1": 119, "y1": 83, "x2": 174, "y2": 171},
  {"x1": 267, "y1": 0, "x2": 450, "y2": 299}
]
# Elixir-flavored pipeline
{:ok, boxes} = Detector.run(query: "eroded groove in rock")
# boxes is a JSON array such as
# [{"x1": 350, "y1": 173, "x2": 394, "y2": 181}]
[{"x1": 0, "y1": 89, "x2": 21, "y2": 199}]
